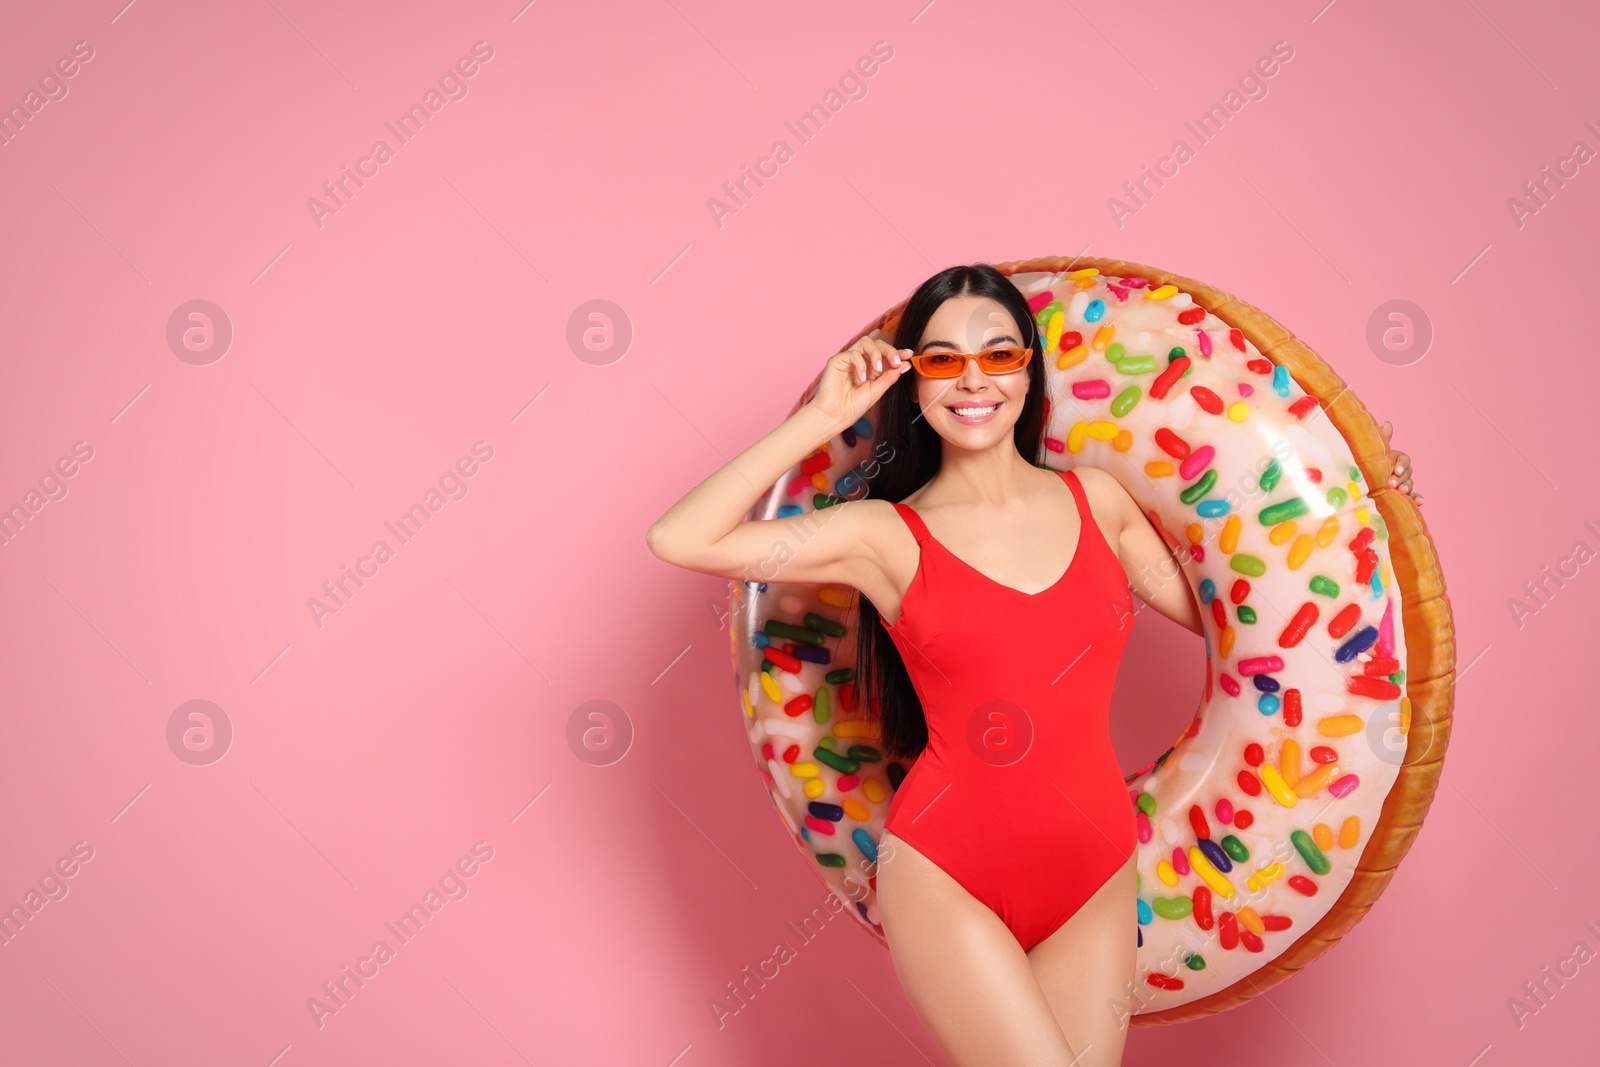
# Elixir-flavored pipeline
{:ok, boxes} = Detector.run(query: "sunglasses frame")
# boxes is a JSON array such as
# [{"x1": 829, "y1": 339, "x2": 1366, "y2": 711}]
[{"x1": 908, "y1": 346, "x2": 1035, "y2": 379}]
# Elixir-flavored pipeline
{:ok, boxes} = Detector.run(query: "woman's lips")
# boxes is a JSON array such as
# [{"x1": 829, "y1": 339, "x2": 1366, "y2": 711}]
[{"x1": 946, "y1": 400, "x2": 1001, "y2": 425}]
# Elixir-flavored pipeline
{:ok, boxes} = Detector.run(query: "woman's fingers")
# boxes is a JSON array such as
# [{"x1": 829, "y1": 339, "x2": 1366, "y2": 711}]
[
  {"x1": 844, "y1": 337, "x2": 907, "y2": 381},
  {"x1": 827, "y1": 337, "x2": 910, "y2": 398},
  {"x1": 870, "y1": 338, "x2": 896, "y2": 372},
  {"x1": 869, "y1": 356, "x2": 911, "y2": 398},
  {"x1": 866, "y1": 339, "x2": 902, "y2": 378},
  {"x1": 1385, "y1": 451, "x2": 1412, "y2": 490},
  {"x1": 1376, "y1": 423, "x2": 1420, "y2": 505},
  {"x1": 843, "y1": 352, "x2": 864, "y2": 383}
]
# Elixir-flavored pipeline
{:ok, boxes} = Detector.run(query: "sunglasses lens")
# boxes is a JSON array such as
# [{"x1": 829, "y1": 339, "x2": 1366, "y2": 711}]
[
  {"x1": 980, "y1": 348, "x2": 1027, "y2": 372},
  {"x1": 914, "y1": 348, "x2": 1029, "y2": 377}
]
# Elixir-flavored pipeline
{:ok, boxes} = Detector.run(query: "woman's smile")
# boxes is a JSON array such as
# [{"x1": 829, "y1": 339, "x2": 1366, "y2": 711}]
[{"x1": 945, "y1": 399, "x2": 1003, "y2": 424}]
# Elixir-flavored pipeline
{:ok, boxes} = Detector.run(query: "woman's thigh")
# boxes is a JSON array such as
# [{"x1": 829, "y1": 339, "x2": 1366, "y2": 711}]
[
  {"x1": 1026, "y1": 852, "x2": 1140, "y2": 1067},
  {"x1": 875, "y1": 831, "x2": 1082, "y2": 1067}
]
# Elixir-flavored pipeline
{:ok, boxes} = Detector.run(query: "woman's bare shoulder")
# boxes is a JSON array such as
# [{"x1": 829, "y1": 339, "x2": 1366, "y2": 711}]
[
  {"x1": 1068, "y1": 465, "x2": 1139, "y2": 531},
  {"x1": 1069, "y1": 464, "x2": 1133, "y2": 501}
]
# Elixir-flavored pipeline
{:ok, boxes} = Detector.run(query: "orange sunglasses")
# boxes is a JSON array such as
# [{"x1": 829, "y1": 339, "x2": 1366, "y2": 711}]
[{"x1": 909, "y1": 346, "x2": 1034, "y2": 379}]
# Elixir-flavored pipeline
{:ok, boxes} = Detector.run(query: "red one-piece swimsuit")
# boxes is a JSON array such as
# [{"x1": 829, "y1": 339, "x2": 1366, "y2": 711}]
[{"x1": 881, "y1": 467, "x2": 1139, "y2": 951}]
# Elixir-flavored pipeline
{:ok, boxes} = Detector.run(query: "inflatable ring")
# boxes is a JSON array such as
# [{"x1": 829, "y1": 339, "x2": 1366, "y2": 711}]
[{"x1": 728, "y1": 256, "x2": 1453, "y2": 1021}]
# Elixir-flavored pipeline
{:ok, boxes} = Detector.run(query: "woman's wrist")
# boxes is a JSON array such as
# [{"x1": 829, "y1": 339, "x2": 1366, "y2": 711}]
[
  {"x1": 647, "y1": 401, "x2": 850, "y2": 560},
  {"x1": 794, "y1": 402, "x2": 847, "y2": 452}
]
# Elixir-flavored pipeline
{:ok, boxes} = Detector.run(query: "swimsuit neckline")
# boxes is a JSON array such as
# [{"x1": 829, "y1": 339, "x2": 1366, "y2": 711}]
[
  {"x1": 886, "y1": 472, "x2": 1094, "y2": 629},
  {"x1": 924, "y1": 519, "x2": 1085, "y2": 599}
]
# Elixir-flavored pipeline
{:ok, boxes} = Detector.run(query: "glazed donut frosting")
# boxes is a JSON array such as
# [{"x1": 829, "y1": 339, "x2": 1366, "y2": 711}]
[{"x1": 731, "y1": 267, "x2": 1408, "y2": 1011}]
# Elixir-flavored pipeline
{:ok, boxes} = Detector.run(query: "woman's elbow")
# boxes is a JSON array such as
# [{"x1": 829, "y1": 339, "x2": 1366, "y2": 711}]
[
  {"x1": 647, "y1": 523, "x2": 711, "y2": 570},
  {"x1": 646, "y1": 522, "x2": 678, "y2": 563}
]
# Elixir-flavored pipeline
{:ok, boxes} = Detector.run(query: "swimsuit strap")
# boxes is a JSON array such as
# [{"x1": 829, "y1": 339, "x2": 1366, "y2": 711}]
[
  {"x1": 1059, "y1": 467, "x2": 1091, "y2": 522},
  {"x1": 890, "y1": 501, "x2": 933, "y2": 544}
]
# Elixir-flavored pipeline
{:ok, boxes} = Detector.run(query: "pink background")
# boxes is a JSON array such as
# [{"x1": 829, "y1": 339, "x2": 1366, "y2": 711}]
[{"x1": 1, "y1": 1, "x2": 1595, "y2": 1063}]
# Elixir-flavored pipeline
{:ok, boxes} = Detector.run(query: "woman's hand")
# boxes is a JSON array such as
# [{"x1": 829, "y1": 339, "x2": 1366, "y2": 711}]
[
  {"x1": 647, "y1": 337, "x2": 913, "y2": 576},
  {"x1": 1379, "y1": 420, "x2": 1422, "y2": 507},
  {"x1": 806, "y1": 336, "x2": 913, "y2": 433}
]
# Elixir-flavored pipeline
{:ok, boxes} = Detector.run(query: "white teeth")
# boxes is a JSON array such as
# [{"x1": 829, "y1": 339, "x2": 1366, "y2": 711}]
[{"x1": 950, "y1": 404, "x2": 998, "y2": 417}]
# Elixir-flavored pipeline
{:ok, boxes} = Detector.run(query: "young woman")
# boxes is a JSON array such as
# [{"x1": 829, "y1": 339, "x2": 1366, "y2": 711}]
[{"x1": 647, "y1": 264, "x2": 1417, "y2": 1066}]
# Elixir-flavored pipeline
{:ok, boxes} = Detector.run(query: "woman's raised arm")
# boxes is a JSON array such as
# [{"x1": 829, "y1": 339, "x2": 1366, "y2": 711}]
[{"x1": 645, "y1": 337, "x2": 912, "y2": 587}]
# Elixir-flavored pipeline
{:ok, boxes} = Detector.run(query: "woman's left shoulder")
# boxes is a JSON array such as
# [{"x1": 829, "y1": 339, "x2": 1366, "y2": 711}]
[
  {"x1": 1069, "y1": 465, "x2": 1131, "y2": 503},
  {"x1": 1068, "y1": 466, "x2": 1136, "y2": 526}
]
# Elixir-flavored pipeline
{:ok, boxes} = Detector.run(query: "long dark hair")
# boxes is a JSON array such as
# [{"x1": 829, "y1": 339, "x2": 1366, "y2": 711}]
[{"x1": 855, "y1": 263, "x2": 1048, "y2": 760}]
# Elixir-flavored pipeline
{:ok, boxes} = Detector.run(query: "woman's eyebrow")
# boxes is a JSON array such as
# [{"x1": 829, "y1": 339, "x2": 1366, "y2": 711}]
[{"x1": 919, "y1": 333, "x2": 1020, "y2": 352}]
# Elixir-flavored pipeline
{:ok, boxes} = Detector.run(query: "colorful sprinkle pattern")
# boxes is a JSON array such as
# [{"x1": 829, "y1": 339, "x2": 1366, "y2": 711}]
[{"x1": 731, "y1": 268, "x2": 1408, "y2": 1011}]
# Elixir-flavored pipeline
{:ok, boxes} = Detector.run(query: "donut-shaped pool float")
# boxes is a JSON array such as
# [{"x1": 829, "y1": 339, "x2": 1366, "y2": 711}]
[{"x1": 728, "y1": 256, "x2": 1453, "y2": 1021}]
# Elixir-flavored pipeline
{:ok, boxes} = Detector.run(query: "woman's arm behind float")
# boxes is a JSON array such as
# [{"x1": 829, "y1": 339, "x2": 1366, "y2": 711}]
[
  {"x1": 1077, "y1": 465, "x2": 1205, "y2": 636},
  {"x1": 645, "y1": 339, "x2": 913, "y2": 589}
]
